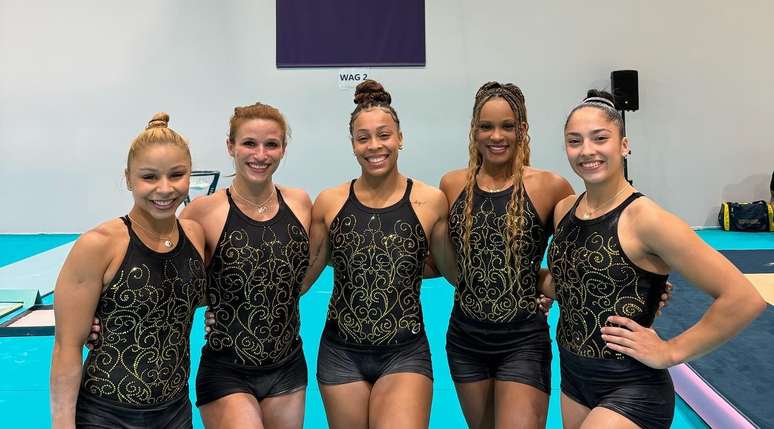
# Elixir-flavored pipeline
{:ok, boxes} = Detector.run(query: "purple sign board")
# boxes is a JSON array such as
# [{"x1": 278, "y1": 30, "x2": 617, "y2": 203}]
[{"x1": 276, "y1": 0, "x2": 426, "y2": 68}]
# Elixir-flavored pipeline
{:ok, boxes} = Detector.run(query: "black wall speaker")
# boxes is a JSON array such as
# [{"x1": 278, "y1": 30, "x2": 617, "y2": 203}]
[{"x1": 610, "y1": 70, "x2": 639, "y2": 111}]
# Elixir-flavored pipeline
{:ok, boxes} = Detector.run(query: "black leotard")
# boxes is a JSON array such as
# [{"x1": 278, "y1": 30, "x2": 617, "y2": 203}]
[
  {"x1": 204, "y1": 188, "x2": 309, "y2": 366},
  {"x1": 325, "y1": 178, "x2": 428, "y2": 347},
  {"x1": 548, "y1": 192, "x2": 668, "y2": 359},
  {"x1": 81, "y1": 216, "x2": 206, "y2": 406},
  {"x1": 449, "y1": 184, "x2": 548, "y2": 324}
]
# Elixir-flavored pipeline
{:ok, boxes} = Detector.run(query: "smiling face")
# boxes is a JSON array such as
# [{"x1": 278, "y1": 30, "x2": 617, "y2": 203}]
[
  {"x1": 351, "y1": 107, "x2": 402, "y2": 177},
  {"x1": 126, "y1": 144, "x2": 191, "y2": 219},
  {"x1": 227, "y1": 118, "x2": 285, "y2": 185},
  {"x1": 475, "y1": 97, "x2": 522, "y2": 168},
  {"x1": 564, "y1": 106, "x2": 629, "y2": 185}
]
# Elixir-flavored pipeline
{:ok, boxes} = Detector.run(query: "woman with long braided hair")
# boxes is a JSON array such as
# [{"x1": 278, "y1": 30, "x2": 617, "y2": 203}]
[{"x1": 439, "y1": 82, "x2": 573, "y2": 428}]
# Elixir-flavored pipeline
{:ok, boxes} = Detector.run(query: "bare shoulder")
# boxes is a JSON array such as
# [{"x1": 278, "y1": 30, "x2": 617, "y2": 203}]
[
  {"x1": 313, "y1": 182, "x2": 351, "y2": 222},
  {"x1": 71, "y1": 218, "x2": 127, "y2": 261},
  {"x1": 179, "y1": 218, "x2": 206, "y2": 254},
  {"x1": 524, "y1": 167, "x2": 573, "y2": 194},
  {"x1": 409, "y1": 179, "x2": 448, "y2": 218},
  {"x1": 411, "y1": 178, "x2": 446, "y2": 204},
  {"x1": 179, "y1": 218, "x2": 205, "y2": 239},
  {"x1": 83, "y1": 218, "x2": 125, "y2": 246},
  {"x1": 627, "y1": 196, "x2": 685, "y2": 236},
  {"x1": 553, "y1": 194, "x2": 579, "y2": 226},
  {"x1": 277, "y1": 185, "x2": 312, "y2": 209},
  {"x1": 439, "y1": 169, "x2": 467, "y2": 191},
  {"x1": 181, "y1": 190, "x2": 228, "y2": 222},
  {"x1": 555, "y1": 194, "x2": 579, "y2": 212},
  {"x1": 439, "y1": 168, "x2": 467, "y2": 202},
  {"x1": 315, "y1": 182, "x2": 350, "y2": 204}
]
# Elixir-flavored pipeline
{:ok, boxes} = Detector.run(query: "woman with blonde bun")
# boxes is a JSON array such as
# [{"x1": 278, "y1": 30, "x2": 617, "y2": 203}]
[{"x1": 51, "y1": 113, "x2": 207, "y2": 429}]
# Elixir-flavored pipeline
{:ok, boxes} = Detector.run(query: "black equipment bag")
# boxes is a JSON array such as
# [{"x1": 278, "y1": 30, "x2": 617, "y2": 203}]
[{"x1": 718, "y1": 201, "x2": 773, "y2": 232}]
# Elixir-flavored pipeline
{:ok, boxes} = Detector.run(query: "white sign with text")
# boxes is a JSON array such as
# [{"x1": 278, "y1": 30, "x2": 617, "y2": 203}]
[{"x1": 337, "y1": 69, "x2": 372, "y2": 89}]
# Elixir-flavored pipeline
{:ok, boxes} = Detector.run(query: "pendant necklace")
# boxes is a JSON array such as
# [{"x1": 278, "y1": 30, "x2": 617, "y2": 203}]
[
  {"x1": 231, "y1": 184, "x2": 276, "y2": 215},
  {"x1": 128, "y1": 215, "x2": 175, "y2": 248},
  {"x1": 478, "y1": 173, "x2": 514, "y2": 193},
  {"x1": 582, "y1": 186, "x2": 630, "y2": 219}
]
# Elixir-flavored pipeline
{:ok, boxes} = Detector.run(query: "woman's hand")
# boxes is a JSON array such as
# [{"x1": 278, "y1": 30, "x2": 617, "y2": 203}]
[
  {"x1": 601, "y1": 315, "x2": 676, "y2": 369},
  {"x1": 205, "y1": 311, "x2": 215, "y2": 336},
  {"x1": 537, "y1": 295, "x2": 553, "y2": 316},
  {"x1": 656, "y1": 282, "x2": 673, "y2": 317},
  {"x1": 85, "y1": 317, "x2": 100, "y2": 349}
]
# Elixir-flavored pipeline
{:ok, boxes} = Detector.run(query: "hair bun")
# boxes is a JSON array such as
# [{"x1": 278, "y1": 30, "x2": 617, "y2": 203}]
[
  {"x1": 583, "y1": 90, "x2": 616, "y2": 108},
  {"x1": 146, "y1": 112, "x2": 170, "y2": 130},
  {"x1": 353, "y1": 80, "x2": 391, "y2": 106}
]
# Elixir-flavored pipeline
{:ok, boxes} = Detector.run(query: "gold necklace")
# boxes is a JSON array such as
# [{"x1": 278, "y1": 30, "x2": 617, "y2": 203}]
[
  {"x1": 231, "y1": 184, "x2": 276, "y2": 214},
  {"x1": 128, "y1": 215, "x2": 176, "y2": 248},
  {"x1": 582, "y1": 186, "x2": 630, "y2": 219},
  {"x1": 477, "y1": 174, "x2": 514, "y2": 193}
]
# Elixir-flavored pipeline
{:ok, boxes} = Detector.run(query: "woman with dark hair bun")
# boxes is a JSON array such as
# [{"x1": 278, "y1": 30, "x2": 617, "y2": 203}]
[
  {"x1": 547, "y1": 90, "x2": 764, "y2": 428},
  {"x1": 51, "y1": 113, "x2": 207, "y2": 428},
  {"x1": 439, "y1": 82, "x2": 574, "y2": 428},
  {"x1": 302, "y1": 79, "x2": 454, "y2": 428}
]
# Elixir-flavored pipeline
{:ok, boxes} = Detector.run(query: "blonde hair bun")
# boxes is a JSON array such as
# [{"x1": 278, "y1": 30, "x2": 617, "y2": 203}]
[{"x1": 146, "y1": 112, "x2": 170, "y2": 130}]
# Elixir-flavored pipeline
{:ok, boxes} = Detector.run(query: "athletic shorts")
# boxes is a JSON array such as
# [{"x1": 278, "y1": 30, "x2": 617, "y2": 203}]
[
  {"x1": 75, "y1": 390, "x2": 192, "y2": 429},
  {"x1": 560, "y1": 346, "x2": 674, "y2": 429},
  {"x1": 195, "y1": 346, "x2": 307, "y2": 407},
  {"x1": 316, "y1": 326, "x2": 433, "y2": 385},
  {"x1": 446, "y1": 310, "x2": 551, "y2": 393}
]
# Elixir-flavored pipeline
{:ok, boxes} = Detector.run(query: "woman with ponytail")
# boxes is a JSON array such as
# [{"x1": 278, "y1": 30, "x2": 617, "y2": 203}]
[
  {"x1": 51, "y1": 113, "x2": 207, "y2": 428},
  {"x1": 302, "y1": 80, "x2": 454, "y2": 429},
  {"x1": 547, "y1": 90, "x2": 764, "y2": 428}
]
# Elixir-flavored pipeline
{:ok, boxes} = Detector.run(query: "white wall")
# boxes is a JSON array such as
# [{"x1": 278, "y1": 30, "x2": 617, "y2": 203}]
[{"x1": 1, "y1": 0, "x2": 771, "y2": 232}]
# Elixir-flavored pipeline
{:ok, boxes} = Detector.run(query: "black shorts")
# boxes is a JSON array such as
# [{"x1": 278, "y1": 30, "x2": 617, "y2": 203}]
[
  {"x1": 559, "y1": 346, "x2": 674, "y2": 429},
  {"x1": 446, "y1": 310, "x2": 551, "y2": 393},
  {"x1": 316, "y1": 326, "x2": 433, "y2": 385},
  {"x1": 195, "y1": 346, "x2": 308, "y2": 407},
  {"x1": 75, "y1": 390, "x2": 192, "y2": 429}
]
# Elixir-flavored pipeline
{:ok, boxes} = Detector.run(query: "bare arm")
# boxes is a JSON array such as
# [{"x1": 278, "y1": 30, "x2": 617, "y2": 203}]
[
  {"x1": 180, "y1": 219, "x2": 209, "y2": 307},
  {"x1": 434, "y1": 170, "x2": 468, "y2": 285},
  {"x1": 537, "y1": 269, "x2": 555, "y2": 299},
  {"x1": 179, "y1": 192, "x2": 228, "y2": 266},
  {"x1": 50, "y1": 231, "x2": 112, "y2": 428},
  {"x1": 603, "y1": 204, "x2": 766, "y2": 368},
  {"x1": 300, "y1": 191, "x2": 333, "y2": 295},
  {"x1": 428, "y1": 198, "x2": 458, "y2": 285}
]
